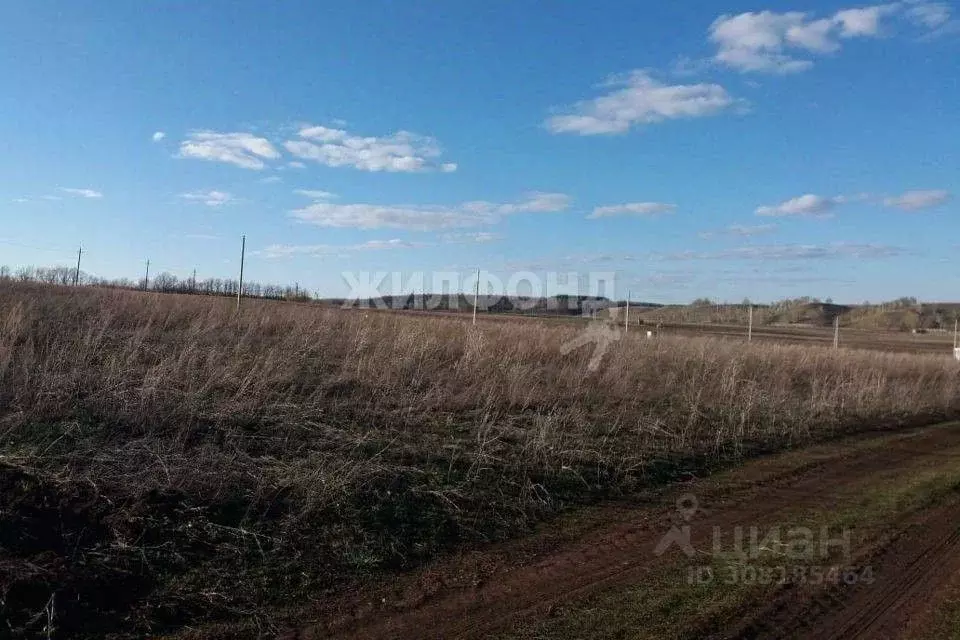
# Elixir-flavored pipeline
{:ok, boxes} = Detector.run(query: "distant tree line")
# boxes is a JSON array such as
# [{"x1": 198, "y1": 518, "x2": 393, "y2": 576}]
[
  {"x1": 6, "y1": 264, "x2": 947, "y2": 329},
  {"x1": 342, "y1": 293, "x2": 619, "y2": 316},
  {"x1": 0, "y1": 265, "x2": 312, "y2": 302},
  {"x1": 0, "y1": 265, "x2": 618, "y2": 315}
]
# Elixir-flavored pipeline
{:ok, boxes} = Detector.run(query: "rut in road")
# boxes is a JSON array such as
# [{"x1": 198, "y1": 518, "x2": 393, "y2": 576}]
[
  {"x1": 292, "y1": 424, "x2": 960, "y2": 640},
  {"x1": 727, "y1": 498, "x2": 960, "y2": 640}
]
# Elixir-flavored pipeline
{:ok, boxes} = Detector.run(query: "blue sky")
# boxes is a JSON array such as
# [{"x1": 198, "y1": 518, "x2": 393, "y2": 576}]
[{"x1": 1, "y1": 0, "x2": 958, "y2": 303}]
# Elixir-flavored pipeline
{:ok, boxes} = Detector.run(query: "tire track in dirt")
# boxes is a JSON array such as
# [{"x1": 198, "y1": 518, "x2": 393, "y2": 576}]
[
  {"x1": 828, "y1": 508, "x2": 960, "y2": 639},
  {"x1": 728, "y1": 500, "x2": 960, "y2": 639},
  {"x1": 293, "y1": 424, "x2": 960, "y2": 640}
]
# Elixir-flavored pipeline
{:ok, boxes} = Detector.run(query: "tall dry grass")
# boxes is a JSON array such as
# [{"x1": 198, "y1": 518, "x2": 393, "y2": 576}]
[{"x1": 2, "y1": 281, "x2": 959, "y2": 637}]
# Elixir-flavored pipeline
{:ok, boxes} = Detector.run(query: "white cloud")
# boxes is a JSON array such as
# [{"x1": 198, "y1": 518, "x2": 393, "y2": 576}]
[
  {"x1": 180, "y1": 190, "x2": 235, "y2": 207},
  {"x1": 152, "y1": 131, "x2": 166, "y2": 142},
  {"x1": 589, "y1": 201, "x2": 677, "y2": 219},
  {"x1": 441, "y1": 231, "x2": 502, "y2": 244},
  {"x1": 59, "y1": 188, "x2": 103, "y2": 199},
  {"x1": 664, "y1": 243, "x2": 902, "y2": 261},
  {"x1": 179, "y1": 131, "x2": 280, "y2": 170},
  {"x1": 883, "y1": 189, "x2": 950, "y2": 210},
  {"x1": 905, "y1": 1, "x2": 952, "y2": 28},
  {"x1": 285, "y1": 125, "x2": 455, "y2": 173},
  {"x1": 288, "y1": 161, "x2": 306, "y2": 169},
  {"x1": 298, "y1": 125, "x2": 347, "y2": 142},
  {"x1": 834, "y1": 6, "x2": 890, "y2": 37},
  {"x1": 259, "y1": 238, "x2": 421, "y2": 258},
  {"x1": 727, "y1": 223, "x2": 779, "y2": 237},
  {"x1": 293, "y1": 189, "x2": 336, "y2": 200},
  {"x1": 291, "y1": 192, "x2": 571, "y2": 231},
  {"x1": 699, "y1": 223, "x2": 778, "y2": 239},
  {"x1": 710, "y1": 6, "x2": 898, "y2": 73},
  {"x1": 755, "y1": 194, "x2": 843, "y2": 217},
  {"x1": 546, "y1": 71, "x2": 739, "y2": 135},
  {"x1": 11, "y1": 198, "x2": 28, "y2": 204},
  {"x1": 258, "y1": 244, "x2": 338, "y2": 259},
  {"x1": 356, "y1": 239, "x2": 422, "y2": 250}
]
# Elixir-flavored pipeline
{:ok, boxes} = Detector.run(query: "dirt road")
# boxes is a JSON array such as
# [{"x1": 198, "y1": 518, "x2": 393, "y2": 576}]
[{"x1": 291, "y1": 424, "x2": 960, "y2": 639}]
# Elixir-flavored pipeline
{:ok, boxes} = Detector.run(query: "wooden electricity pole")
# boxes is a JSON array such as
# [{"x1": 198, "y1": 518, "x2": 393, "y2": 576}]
[
  {"x1": 833, "y1": 315, "x2": 840, "y2": 349},
  {"x1": 144, "y1": 259, "x2": 150, "y2": 290},
  {"x1": 74, "y1": 245, "x2": 82, "y2": 286},
  {"x1": 472, "y1": 268, "x2": 480, "y2": 325},
  {"x1": 748, "y1": 305, "x2": 753, "y2": 342},
  {"x1": 625, "y1": 291, "x2": 631, "y2": 332},
  {"x1": 236, "y1": 234, "x2": 246, "y2": 313}
]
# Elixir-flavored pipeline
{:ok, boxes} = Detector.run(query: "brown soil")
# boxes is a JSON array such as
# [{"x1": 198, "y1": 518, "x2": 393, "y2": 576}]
[
  {"x1": 287, "y1": 424, "x2": 960, "y2": 640},
  {"x1": 726, "y1": 501, "x2": 960, "y2": 639}
]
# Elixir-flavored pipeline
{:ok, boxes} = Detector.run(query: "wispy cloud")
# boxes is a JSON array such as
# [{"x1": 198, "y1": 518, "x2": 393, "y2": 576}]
[
  {"x1": 546, "y1": 71, "x2": 741, "y2": 135},
  {"x1": 290, "y1": 192, "x2": 571, "y2": 231},
  {"x1": 180, "y1": 190, "x2": 235, "y2": 207},
  {"x1": 152, "y1": 131, "x2": 166, "y2": 142},
  {"x1": 59, "y1": 188, "x2": 103, "y2": 199},
  {"x1": 355, "y1": 239, "x2": 424, "y2": 250},
  {"x1": 588, "y1": 201, "x2": 677, "y2": 219},
  {"x1": 293, "y1": 189, "x2": 336, "y2": 200},
  {"x1": 710, "y1": 3, "x2": 949, "y2": 73},
  {"x1": 440, "y1": 231, "x2": 503, "y2": 244},
  {"x1": 284, "y1": 124, "x2": 455, "y2": 173},
  {"x1": 259, "y1": 238, "x2": 423, "y2": 258},
  {"x1": 882, "y1": 189, "x2": 950, "y2": 210},
  {"x1": 905, "y1": 0, "x2": 952, "y2": 29},
  {"x1": 699, "y1": 223, "x2": 778, "y2": 239},
  {"x1": 661, "y1": 242, "x2": 903, "y2": 261},
  {"x1": 755, "y1": 194, "x2": 844, "y2": 217},
  {"x1": 179, "y1": 131, "x2": 280, "y2": 170}
]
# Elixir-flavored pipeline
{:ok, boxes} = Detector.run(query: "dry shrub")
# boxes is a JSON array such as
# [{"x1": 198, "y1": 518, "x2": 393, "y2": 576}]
[{"x1": 1, "y1": 282, "x2": 958, "y2": 637}]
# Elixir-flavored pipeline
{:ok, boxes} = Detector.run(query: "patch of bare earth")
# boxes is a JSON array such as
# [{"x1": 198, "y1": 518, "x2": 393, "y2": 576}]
[{"x1": 285, "y1": 424, "x2": 960, "y2": 640}]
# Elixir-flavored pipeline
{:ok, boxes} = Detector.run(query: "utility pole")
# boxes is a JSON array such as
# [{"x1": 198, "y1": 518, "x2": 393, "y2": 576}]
[
  {"x1": 472, "y1": 268, "x2": 480, "y2": 325},
  {"x1": 236, "y1": 234, "x2": 246, "y2": 313},
  {"x1": 953, "y1": 318, "x2": 957, "y2": 351},
  {"x1": 74, "y1": 245, "x2": 82, "y2": 286},
  {"x1": 748, "y1": 305, "x2": 753, "y2": 342},
  {"x1": 191, "y1": 269, "x2": 197, "y2": 293},
  {"x1": 545, "y1": 271, "x2": 555, "y2": 318},
  {"x1": 833, "y1": 315, "x2": 840, "y2": 349},
  {"x1": 144, "y1": 259, "x2": 150, "y2": 290},
  {"x1": 624, "y1": 290, "x2": 631, "y2": 332}
]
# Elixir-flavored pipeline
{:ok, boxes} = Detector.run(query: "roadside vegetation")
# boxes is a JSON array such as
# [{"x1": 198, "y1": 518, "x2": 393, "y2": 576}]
[{"x1": 2, "y1": 282, "x2": 959, "y2": 637}]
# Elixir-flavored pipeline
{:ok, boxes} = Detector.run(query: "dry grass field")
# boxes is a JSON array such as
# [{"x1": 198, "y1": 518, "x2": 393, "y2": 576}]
[
  {"x1": 652, "y1": 321, "x2": 955, "y2": 354},
  {"x1": 2, "y1": 282, "x2": 960, "y2": 637}
]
